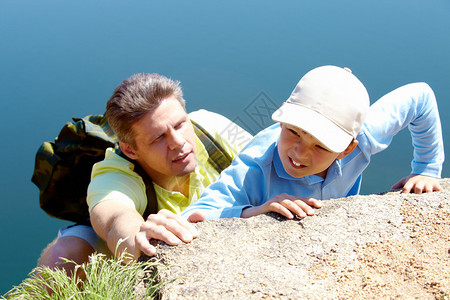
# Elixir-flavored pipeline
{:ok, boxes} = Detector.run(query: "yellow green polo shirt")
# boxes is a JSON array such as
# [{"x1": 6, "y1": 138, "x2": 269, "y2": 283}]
[{"x1": 87, "y1": 109, "x2": 252, "y2": 215}]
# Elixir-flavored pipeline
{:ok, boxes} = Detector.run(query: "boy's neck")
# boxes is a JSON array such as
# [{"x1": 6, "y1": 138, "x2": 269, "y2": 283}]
[{"x1": 315, "y1": 168, "x2": 328, "y2": 179}]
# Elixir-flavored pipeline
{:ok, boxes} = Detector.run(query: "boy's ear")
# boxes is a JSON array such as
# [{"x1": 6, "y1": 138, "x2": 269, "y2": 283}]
[
  {"x1": 337, "y1": 140, "x2": 359, "y2": 159},
  {"x1": 119, "y1": 141, "x2": 139, "y2": 160}
]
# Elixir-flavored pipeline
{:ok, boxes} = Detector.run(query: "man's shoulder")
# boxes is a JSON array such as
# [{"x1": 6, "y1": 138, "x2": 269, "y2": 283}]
[
  {"x1": 189, "y1": 109, "x2": 253, "y2": 152},
  {"x1": 188, "y1": 109, "x2": 236, "y2": 134},
  {"x1": 92, "y1": 148, "x2": 141, "y2": 179}
]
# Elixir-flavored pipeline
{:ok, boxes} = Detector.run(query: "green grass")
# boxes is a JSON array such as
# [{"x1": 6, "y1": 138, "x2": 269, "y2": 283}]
[{"x1": 2, "y1": 251, "x2": 164, "y2": 300}]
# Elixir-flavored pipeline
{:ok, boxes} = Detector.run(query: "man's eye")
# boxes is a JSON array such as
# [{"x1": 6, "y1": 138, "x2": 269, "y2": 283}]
[
  {"x1": 151, "y1": 135, "x2": 164, "y2": 144},
  {"x1": 175, "y1": 121, "x2": 185, "y2": 129}
]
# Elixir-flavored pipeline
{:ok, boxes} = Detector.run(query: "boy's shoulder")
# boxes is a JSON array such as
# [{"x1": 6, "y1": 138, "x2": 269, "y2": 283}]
[{"x1": 238, "y1": 123, "x2": 280, "y2": 165}]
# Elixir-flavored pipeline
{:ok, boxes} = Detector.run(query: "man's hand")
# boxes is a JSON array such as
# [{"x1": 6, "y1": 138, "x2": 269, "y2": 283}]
[
  {"x1": 241, "y1": 193, "x2": 322, "y2": 219},
  {"x1": 391, "y1": 174, "x2": 442, "y2": 194},
  {"x1": 135, "y1": 209, "x2": 199, "y2": 257}
]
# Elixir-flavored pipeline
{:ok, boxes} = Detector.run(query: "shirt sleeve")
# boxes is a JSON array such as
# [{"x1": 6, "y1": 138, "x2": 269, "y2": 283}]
[
  {"x1": 87, "y1": 150, "x2": 148, "y2": 214},
  {"x1": 182, "y1": 125, "x2": 278, "y2": 220},
  {"x1": 181, "y1": 154, "x2": 258, "y2": 220},
  {"x1": 362, "y1": 82, "x2": 444, "y2": 178}
]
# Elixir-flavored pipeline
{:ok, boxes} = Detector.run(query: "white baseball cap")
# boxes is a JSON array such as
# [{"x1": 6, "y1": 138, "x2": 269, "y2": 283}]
[{"x1": 272, "y1": 65, "x2": 370, "y2": 153}]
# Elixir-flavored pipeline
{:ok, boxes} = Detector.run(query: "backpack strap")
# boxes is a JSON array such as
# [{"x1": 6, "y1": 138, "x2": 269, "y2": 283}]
[
  {"x1": 114, "y1": 119, "x2": 233, "y2": 220},
  {"x1": 191, "y1": 120, "x2": 233, "y2": 174},
  {"x1": 114, "y1": 145, "x2": 158, "y2": 220}
]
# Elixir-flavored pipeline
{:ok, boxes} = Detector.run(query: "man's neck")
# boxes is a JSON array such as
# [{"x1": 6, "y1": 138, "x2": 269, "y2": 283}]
[{"x1": 160, "y1": 175, "x2": 191, "y2": 198}]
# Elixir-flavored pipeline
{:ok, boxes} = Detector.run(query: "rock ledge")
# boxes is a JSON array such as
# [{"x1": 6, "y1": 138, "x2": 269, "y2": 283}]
[{"x1": 144, "y1": 179, "x2": 450, "y2": 299}]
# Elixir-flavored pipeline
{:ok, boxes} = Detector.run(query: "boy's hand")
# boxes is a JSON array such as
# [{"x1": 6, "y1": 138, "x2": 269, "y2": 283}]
[
  {"x1": 391, "y1": 174, "x2": 442, "y2": 194},
  {"x1": 241, "y1": 193, "x2": 322, "y2": 219}
]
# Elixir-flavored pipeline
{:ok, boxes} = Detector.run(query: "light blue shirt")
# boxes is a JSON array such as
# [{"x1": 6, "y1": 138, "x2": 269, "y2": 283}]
[{"x1": 182, "y1": 83, "x2": 445, "y2": 220}]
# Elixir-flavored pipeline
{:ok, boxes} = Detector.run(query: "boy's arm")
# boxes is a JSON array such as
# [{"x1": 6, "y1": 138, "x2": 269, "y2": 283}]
[
  {"x1": 391, "y1": 174, "x2": 442, "y2": 194},
  {"x1": 181, "y1": 156, "x2": 256, "y2": 220},
  {"x1": 363, "y1": 82, "x2": 444, "y2": 193}
]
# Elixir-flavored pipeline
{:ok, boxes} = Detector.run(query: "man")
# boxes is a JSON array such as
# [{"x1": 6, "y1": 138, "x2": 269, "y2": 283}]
[{"x1": 38, "y1": 73, "x2": 252, "y2": 274}]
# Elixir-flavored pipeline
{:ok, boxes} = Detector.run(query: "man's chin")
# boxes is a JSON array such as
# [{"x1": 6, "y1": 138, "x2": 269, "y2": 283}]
[{"x1": 174, "y1": 160, "x2": 197, "y2": 176}]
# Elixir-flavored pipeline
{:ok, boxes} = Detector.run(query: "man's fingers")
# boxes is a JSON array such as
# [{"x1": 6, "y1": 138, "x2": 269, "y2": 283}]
[
  {"x1": 148, "y1": 210, "x2": 198, "y2": 240},
  {"x1": 135, "y1": 231, "x2": 157, "y2": 257},
  {"x1": 140, "y1": 221, "x2": 183, "y2": 245}
]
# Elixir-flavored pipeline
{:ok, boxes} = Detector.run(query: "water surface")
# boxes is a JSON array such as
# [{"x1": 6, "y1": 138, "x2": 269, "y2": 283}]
[{"x1": 1, "y1": 0, "x2": 449, "y2": 294}]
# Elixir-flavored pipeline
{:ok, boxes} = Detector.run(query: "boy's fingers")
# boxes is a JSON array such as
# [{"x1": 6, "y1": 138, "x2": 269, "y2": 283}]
[
  {"x1": 267, "y1": 202, "x2": 294, "y2": 219},
  {"x1": 278, "y1": 200, "x2": 310, "y2": 218},
  {"x1": 187, "y1": 211, "x2": 205, "y2": 223},
  {"x1": 302, "y1": 198, "x2": 322, "y2": 208}
]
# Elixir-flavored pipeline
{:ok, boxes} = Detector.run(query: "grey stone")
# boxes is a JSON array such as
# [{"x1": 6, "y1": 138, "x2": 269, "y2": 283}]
[{"x1": 141, "y1": 179, "x2": 450, "y2": 299}]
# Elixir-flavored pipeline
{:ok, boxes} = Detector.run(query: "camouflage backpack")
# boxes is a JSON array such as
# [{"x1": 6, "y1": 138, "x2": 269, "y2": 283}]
[{"x1": 32, "y1": 114, "x2": 232, "y2": 223}]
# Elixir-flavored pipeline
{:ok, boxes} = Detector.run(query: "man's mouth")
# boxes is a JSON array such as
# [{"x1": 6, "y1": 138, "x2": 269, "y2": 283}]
[{"x1": 173, "y1": 152, "x2": 191, "y2": 163}]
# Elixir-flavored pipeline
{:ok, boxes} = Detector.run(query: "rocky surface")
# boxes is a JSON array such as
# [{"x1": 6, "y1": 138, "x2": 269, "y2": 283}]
[{"x1": 142, "y1": 179, "x2": 450, "y2": 299}]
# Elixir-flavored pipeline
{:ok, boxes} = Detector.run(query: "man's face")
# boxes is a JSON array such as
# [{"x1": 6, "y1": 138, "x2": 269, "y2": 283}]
[
  {"x1": 123, "y1": 96, "x2": 198, "y2": 189},
  {"x1": 277, "y1": 123, "x2": 342, "y2": 179}
]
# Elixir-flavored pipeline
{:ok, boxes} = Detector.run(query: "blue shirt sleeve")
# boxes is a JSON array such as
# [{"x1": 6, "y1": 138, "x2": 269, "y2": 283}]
[
  {"x1": 362, "y1": 82, "x2": 444, "y2": 177},
  {"x1": 182, "y1": 125, "x2": 280, "y2": 220}
]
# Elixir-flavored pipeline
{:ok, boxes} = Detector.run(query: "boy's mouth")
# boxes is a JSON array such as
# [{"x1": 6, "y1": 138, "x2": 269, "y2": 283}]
[{"x1": 289, "y1": 157, "x2": 305, "y2": 169}]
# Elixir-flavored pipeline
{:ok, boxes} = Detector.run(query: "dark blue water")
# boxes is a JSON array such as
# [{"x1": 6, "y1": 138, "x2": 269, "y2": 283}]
[{"x1": 1, "y1": 0, "x2": 449, "y2": 294}]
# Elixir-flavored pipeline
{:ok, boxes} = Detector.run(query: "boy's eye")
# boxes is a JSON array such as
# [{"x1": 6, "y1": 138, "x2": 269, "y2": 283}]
[
  {"x1": 316, "y1": 144, "x2": 330, "y2": 152},
  {"x1": 289, "y1": 128, "x2": 300, "y2": 136}
]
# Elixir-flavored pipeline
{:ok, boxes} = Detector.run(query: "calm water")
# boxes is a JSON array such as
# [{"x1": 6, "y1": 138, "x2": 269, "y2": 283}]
[{"x1": 1, "y1": 0, "x2": 449, "y2": 294}]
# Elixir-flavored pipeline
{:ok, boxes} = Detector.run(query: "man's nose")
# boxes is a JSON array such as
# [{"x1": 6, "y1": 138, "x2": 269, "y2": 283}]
[{"x1": 167, "y1": 129, "x2": 185, "y2": 150}]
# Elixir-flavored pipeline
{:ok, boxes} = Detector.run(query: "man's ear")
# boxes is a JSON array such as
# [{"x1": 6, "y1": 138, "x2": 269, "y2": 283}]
[
  {"x1": 337, "y1": 140, "x2": 359, "y2": 159},
  {"x1": 119, "y1": 141, "x2": 139, "y2": 160}
]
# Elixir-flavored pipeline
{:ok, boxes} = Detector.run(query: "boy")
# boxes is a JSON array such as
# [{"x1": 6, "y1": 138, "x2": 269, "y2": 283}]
[{"x1": 182, "y1": 65, "x2": 444, "y2": 220}]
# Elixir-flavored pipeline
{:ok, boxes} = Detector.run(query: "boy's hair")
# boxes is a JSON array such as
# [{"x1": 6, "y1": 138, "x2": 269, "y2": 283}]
[
  {"x1": 272, "y1": 65, "x2": 369, "y2": 153},
  {"x1": 106, "y1": 73, "x2": 186, "y2": 148}
]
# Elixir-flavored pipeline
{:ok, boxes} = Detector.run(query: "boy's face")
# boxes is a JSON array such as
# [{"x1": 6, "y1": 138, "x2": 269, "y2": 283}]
[{"x1": 277, "y1": 123, "x2": 348, "y2": 178}]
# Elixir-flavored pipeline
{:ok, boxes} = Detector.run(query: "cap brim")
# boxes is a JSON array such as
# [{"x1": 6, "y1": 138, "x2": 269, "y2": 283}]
[{"x1": 272, "y1": 102, "x2": 353, "y2": 153}]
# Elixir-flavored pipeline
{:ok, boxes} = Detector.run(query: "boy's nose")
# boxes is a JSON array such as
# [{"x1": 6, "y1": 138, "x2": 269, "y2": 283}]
[{"x1": 294, "y1": 141, "x2": 310, "y2": 159}]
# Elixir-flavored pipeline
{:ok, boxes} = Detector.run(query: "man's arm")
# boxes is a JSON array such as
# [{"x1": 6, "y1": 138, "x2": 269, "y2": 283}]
[
  {"x1": 91, "y1": 201, "x2": 198, "y2": 259},
  {"x1": 88, "y1": 149, "x2": 199, "y2": 259},
  {"x1": 90, "y1": 200, "x2": 144, "y2": 259}
]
